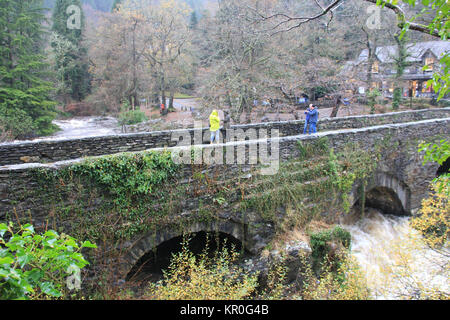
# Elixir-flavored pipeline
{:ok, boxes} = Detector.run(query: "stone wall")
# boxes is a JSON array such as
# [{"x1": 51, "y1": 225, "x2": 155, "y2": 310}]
[
  {"x1": 1, "y1": 108, "x2": 449, "y2": 166},
  {"x1": 1, "y1": 117, "x2": 448, "y2": 222}
]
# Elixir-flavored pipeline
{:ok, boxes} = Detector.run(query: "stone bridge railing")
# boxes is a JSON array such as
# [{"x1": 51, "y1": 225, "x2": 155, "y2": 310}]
[
  {"x1": 1, "y1": 108, "x2": 449, "y2": 166},
  {"x1": 1, "y1": 117, "x2": 449, "y2": 221}
]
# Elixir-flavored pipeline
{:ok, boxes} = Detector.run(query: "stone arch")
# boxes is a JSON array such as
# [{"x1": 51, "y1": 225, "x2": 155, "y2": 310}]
[
  {"x1": 119, "y1": 220, "x2": 249, "y2": 280},
  {"x1": 436, "y1": 158, "x2": 450, "y2": 177},
  {"x1": 351, "y1": 172, "x2": 411, "y2": 216}
]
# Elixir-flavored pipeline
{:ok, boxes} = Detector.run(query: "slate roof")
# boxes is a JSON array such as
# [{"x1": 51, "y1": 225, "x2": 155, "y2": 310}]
[{"x1": 357, "y1": 40, "x2": 450, "y2": 64}]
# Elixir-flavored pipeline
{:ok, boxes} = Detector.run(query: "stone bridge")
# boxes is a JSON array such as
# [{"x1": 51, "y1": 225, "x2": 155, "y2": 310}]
[{"x1": 0, "y1": 108, "x2": 449, "y2": 280}]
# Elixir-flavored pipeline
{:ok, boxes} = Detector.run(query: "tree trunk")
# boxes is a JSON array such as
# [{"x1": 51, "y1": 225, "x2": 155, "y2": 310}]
[
  {"x1": 169, "y1": 91, "x2": 174, "y2": 110},
  {"x1": 330, "y1": 96, "x2": 341, "y2": 118},
  {"x1": 163, "y1": 96, "x2": 168, "y2": 116},
  {"x1": 152, "y1": 90, "x2": 159, "y2": 107},
  {"x1": 279, "y1": 86, "x2": 296, "y2": 104},
  {"x1": 330, "y1": 105, "x2": 340, "y2": 118},
  {"x1": 293, "y1": 108, "x2": 300, "y2": 120},
  {"x1": 245, "y1": 108, "x2": 251, "y2": 124}
]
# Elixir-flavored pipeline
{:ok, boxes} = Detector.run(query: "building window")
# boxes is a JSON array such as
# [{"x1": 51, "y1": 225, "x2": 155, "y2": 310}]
[
  {"x1": 389, "y1": 82, "x2": 394, "y2": 93},
  {"x1": 422, "y1": 81, "x2": 433, "y2": 93},
  {"x1": 425, "y1": 57, "x2": 435, "y2": 71},
  {"x1": 371, "y1": 61, "x2": 379, "y2": 73},
  {"x1": 371, "y1": 82, "x2": 380, "y2": 89}
]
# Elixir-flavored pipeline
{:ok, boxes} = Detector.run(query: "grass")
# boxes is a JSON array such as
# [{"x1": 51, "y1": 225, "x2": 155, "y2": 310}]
[{"x1": 173, "y1": 93, "x2": 196, "y2": 99}]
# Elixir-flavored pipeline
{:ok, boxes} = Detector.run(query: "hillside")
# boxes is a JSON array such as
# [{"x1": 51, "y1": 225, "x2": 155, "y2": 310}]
[{"x1": 43, "y1": 0, "x2": 211, "y2": 12}]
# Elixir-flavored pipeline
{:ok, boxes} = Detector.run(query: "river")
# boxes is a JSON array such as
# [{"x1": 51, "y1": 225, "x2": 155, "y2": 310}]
[
  {"x1": 5, "y1": 116, "x2": 121, "y2": 144},
  {"x1": 343, "y1": 208, "x2": 449, "y2": 299},
  {"x1": 51, "y1": 117, "x2": 121, "y2": 138}
]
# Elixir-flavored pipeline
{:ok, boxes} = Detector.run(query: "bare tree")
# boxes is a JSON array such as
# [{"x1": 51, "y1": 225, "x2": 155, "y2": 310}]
[
  {"x1": 197, "y1": 0, "x2": 275, "y2": 123},
  {"x1": 87, "y1": 0, "x2": 193, "y2": 113},
  {"x1": 87, "y1": 9, "x2": 150, "y2": 112}
]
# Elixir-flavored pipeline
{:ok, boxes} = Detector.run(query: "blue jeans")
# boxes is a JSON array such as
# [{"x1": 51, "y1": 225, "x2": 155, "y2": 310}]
[
  {"x1": 210, "y1": 130, "x2": 220, "y2": 143},
  {"x1": 309, "y1": 122, "x2": 317, "y2": 134},
  {"x1": 303, "y1": 121, "x2": 309, "y2": 134}
]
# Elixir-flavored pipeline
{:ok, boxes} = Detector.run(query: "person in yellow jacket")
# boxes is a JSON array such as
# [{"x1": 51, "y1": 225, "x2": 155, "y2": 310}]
[{"x1": 209, "y1": 109, "x2": 221, "y2": 144}]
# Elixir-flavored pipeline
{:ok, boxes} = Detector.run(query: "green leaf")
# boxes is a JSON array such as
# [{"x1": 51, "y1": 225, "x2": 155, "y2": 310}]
[
  {"x1": 16, "y1": 253, "x2": 33, "y2": 268},
  {"x1": 81, "y1": 240, "x2": 97, "y2": 249},
  {"x1": 0, "y1": 256, "x2": 14, "y2": 265},
  {"x1": 25, "y1": 269, "x2": 43, "y2": 285},
  {"x1": 39, "y1": 282, "x2": 62, "y2": 297},
  {"x1": 22, "y1": 224, "x2": 35, "y2": 234},
  {"x1": 0, "y1": 223, "x2": 7, "y2": 237}
]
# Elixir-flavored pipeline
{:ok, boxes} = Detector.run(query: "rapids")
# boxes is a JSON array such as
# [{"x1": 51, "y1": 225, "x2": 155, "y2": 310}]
[{"x1": 343, "y1": 208, "x2": 449, "y2": 299}]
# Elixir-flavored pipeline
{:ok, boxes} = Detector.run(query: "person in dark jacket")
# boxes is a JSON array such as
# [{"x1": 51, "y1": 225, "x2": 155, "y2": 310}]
[
  {"x1": 303, "y1": 104, "x2": 312, "y2": 134},
  {"x1": 307, "y1": 105, "x2": 319, "y2": 134},
  {"x1": 223, "y1": 110, "x2": 231, "y2": 129}
]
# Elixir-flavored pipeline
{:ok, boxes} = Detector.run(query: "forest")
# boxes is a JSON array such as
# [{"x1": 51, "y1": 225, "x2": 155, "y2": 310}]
[{"x1": 1, "y1": 0, "x2": 446, "y2": 140}]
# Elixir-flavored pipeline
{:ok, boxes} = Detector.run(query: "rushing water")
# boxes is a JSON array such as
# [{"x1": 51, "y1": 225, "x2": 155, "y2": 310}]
[
  {"x1": 343, "y1": 208, "x2": 449, "y2": 299},
  {"x1": 6, "y1": 117, "x2": 121, "y2": 144},
  {"x1": 51, "y1": 117, "x2": 120, "y2": 139}
]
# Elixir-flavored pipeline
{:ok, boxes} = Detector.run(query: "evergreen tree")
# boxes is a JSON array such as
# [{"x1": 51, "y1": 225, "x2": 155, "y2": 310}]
[
  {"x1": 51, "y1": 0, "x2": 91, "y2": 102},
  {"x1": 0, "y1": 0, "x2": 57, "y2": 138},
  {"x1": 189, "y1": 11, "x2": 198, "y2": 29}
]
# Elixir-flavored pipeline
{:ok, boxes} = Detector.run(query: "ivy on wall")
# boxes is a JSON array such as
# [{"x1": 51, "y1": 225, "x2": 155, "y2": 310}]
[{"x1": 32, "y1": 151, "x2": 181, "y2": 241}]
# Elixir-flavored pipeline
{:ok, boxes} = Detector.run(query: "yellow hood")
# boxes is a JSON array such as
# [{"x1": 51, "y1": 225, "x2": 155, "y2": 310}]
[{"x1": 209, "y1": 110, "x2": 220, "y2": 131}]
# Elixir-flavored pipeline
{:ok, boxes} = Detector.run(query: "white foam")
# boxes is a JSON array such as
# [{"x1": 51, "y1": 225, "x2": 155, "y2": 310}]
[{"x1": 343, "y1": 209, "x2": 449, "y2": 299}]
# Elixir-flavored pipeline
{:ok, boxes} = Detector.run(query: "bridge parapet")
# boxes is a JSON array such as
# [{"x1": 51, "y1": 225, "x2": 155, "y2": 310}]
[
  {"x1": 1, "y1": 108, "x2": 449, "y2": 166},
  {"x1": 1, "y1": 117, "x2": 448, "y2": 220}
]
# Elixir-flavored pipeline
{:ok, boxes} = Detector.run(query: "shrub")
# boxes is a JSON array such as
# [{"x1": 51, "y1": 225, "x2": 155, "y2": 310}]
[
  {"x1": 414, "y1": 139, "x2": 449, "y2": 247},
  {"x1": 367, "y1": 89, "x2": 381, "y2": 114},
  {"x1": 59, "y1": 151, "x2": 179, "y2": 204},
  {"x1": 0, "y1": 222, "x2": 96, "y2": 300},
  {"x1": 374, "y1": 104, "x2": 386, "y2": 114},
  {"x1": 0, "y1": 107, "x2": 35, "y2": 139},
  {"x1": 118, "y1": 110, "x2": 148, "y2": 126},
  {"x1": 392, "y1": 87, "x2": 402, "y2": 110},
  {"x1": 419, "y1": 139, "x2": 449, "y2": 194},
  {"x1": 411, "y1": 180, "x2": 449, "y2": 248},
  {"x1": 145, "y1": 238, "x2": 258, "y2": 300},
  {"x1": 298, "y1": 251, "x2": 370, "y2": 300},
  {"x1": 0, "y1": 124, "x2": 12, "y2": 142},
  {"x1": 65, "y1": 102, "x2": 97, "y2": 117},
  {"x1": 309, "y1": 226, "x2": 351, "y2": 270}
]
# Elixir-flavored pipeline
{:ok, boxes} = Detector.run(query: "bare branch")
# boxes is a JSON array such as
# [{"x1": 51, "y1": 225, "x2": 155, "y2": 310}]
[
  {"x1": 251, "y1": 0, "x2": 440, "y2": 38},
  {"x1": 364, "y1": 0, "x2": 440, "y2": 37}
]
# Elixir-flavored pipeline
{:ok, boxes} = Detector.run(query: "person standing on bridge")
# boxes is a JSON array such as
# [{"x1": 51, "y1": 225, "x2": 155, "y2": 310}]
[
  {"x1": 306, "y1": 104, "x2": 319, "y2": 134},
  {"x1": 223, "y1": 110, "x2": 231, "y2": 129},
  {"x1": 303, "y1": 105, "x2": 311, "y2": 134},
  {"x1": 209, "y1": 109, "x2": 221, "y2": 144}
]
